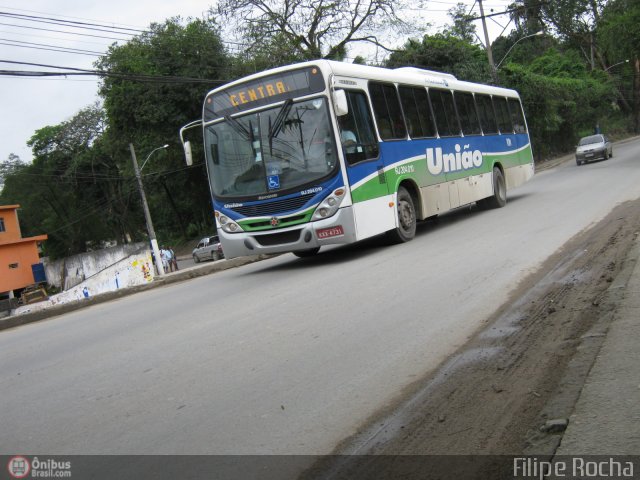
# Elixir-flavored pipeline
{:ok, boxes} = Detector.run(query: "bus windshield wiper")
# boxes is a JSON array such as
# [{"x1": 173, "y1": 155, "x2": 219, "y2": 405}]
[
  {"x1": 225, "y1": 115, "x2": 250, "y2": 140},
  {"x1": 268, "y1": 99, "x2": 293, "y2": 154}
]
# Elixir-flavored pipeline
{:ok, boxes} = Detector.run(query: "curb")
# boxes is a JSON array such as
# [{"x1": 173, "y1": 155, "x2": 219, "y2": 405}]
[
  {"x1": 553, "y1": 233, "x2": 640, "y2": 454},
  {"x1": 522, "y1": 232, "x2": 640, "y2": 456},
  {"x1": 0, "y1": 254, "x2": 277, "y2": 332}
]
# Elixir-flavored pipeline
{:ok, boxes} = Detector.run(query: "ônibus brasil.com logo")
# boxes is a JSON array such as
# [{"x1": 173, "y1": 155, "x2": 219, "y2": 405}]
[
  {"x1": 7, "y1": 456, "x2": 30, "y2": 479},
  {"x1": 7, "y1": 456, "x2": 72, "y2": 478}
]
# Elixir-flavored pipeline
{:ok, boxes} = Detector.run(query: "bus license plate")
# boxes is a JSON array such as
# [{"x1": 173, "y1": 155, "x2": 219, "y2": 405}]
[{"x1": 316, "y1": 226, "x2": 344, "y2": 239}]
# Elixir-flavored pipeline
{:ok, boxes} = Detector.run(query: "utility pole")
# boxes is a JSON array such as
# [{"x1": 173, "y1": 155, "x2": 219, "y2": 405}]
[
  {"x1": 130, "y1": 143, "x2": 165, "y2": 276},
  {"x1": 478, "y1": 0, "x2": 497, "y2": 83}
]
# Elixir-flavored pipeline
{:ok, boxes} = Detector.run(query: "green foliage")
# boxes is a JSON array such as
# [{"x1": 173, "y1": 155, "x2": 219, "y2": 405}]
[
  {"x1": 1, "y1": 18, "x2": 229, "y2": 258},
  {"x1": 598, "y1": 0, "x2": 640, "y2": 62},
  {"x1": 0, "y1": 153, "x2": 25, "y2": 191},
  {"x1": 598, "y1": 0, "x2": 640, "y2": 129},
  {"x1": 526, "y1": 48, "x2": 588, "y2": 78},
  {"x1": 96, "y1": 17, "x2": 229, "y2": 243},
  {"x1": 97, "y1": 17, "x2": 229, "y2": 137},
  {"x1": 445, "y1": 3, "x2": 478, "y2": 44},
  {"x1": 0, "y1": 104, "x2": 131, "y2": 258},
  {"x1": 500, "y1": 62, "x2": 616, "y2": 159},
  {"x1": 386, "y1": 33, "x2": 492, "y2": 83}
]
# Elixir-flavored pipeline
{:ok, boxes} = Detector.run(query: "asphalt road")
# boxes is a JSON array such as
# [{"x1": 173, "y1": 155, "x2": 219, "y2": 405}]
[{"x1": 2, "y1": 138, "x2": 640, "y2": 456}]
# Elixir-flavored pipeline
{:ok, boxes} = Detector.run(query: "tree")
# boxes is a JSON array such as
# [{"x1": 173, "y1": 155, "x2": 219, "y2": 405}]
[
  {"x1": 510, "y1": 0, "x2": 607, "y2": 69},
  {"x1": 598, "y1": 0, "x2": 640, "y2": 131},
  {"x1": 0, "y1": 104, "x2": 124, "y2": 258},
  {"x1": 0, "y1": 153, "x2": 24, "y2": 192},
  {"x1": 507, "y1": 0, "x2": 545, "y2": 35},
  {"x1": 214, "y1": 0, "x2": 423, "y2": 63},
  {"x1": 96, "y1": 17, "x2": 231, "y2": 241},
  {"x1": 445, "y1": 3, "x2": 478, "y2": 44},
  {"x1": 501, "y1": 51, "x2": 616, "y2": 159},
  {"x1": 386, "y1": 33, "x2": 492, "y2": 83}
]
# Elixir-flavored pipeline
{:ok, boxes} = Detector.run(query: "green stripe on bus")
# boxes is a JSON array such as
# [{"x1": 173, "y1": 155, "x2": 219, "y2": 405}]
[{"x1": 351, "y1": 144, "x2": 533, "y2": 203}]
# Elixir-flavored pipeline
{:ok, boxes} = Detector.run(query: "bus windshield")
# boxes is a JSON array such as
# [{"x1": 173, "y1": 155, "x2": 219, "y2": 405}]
[{"x1": 204, "y1": 97, "x2": 338, "y2": 199}]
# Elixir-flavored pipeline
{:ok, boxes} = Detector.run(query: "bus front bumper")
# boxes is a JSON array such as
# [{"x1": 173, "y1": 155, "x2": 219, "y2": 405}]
[{"x1": 219, "y1": 206, "x2": 357, "y2": 259}]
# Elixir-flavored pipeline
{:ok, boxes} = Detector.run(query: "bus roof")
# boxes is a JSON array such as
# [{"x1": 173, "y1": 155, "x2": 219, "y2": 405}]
[{"x1": 208, "y1": 59, "x2": 520, "y2": 99}]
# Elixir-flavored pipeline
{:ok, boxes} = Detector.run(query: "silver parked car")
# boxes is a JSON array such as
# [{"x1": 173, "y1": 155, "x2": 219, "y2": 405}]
[
  {"x1": 575, "y1": 134, "x2": 613, "y2": 165},
  {"x1": 192, "y1": 235, "x2": 224, "y2": 263}
]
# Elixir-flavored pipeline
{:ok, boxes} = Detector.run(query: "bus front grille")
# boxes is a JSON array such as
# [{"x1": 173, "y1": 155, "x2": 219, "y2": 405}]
[{"x1": 232, "y1": 193, "x2": 316, "y2": 217}]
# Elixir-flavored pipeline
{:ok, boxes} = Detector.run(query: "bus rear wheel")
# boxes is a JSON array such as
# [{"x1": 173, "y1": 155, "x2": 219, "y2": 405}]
[
  {"x1": 478, "y1": 167, "x2": 507, "y2": 209},
  {"x1": 387, "y1": 186, "x2": 416, "y2": 243}
]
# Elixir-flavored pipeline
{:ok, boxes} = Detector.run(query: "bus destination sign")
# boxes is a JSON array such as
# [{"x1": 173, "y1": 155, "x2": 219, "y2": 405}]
[{"x1": 205, "y1": 66, "x2": 325, "y2": 120}]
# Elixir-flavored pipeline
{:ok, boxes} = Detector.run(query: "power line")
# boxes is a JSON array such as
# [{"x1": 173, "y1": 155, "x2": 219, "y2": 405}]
[
  {"x1": 0, "y1": 11, "x2": 143, "y2": 35},
  {"x1": 0, "y1": 60, "x2": 230, "y2": 84},
  {"x1": 0, "y1": 38, "x2": 104, "y2": 55},
  {"x1": 0, "y1": 21, "x2": 130, "y2": 42},
  {"x1": 0, "y1": 5, "x2": 148, "y2": 31},
  {"x1": 0, "y1": 42, "x2": 100, "y2": 56}
]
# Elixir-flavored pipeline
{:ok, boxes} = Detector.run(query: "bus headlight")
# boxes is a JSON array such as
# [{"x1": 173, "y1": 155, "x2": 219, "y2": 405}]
[
  {"x1": 216, "y1": 212, "x2": 244, "y2": 233},
  {"x1": 311, "y1": 188, "x2": 346, "y2": 221}
]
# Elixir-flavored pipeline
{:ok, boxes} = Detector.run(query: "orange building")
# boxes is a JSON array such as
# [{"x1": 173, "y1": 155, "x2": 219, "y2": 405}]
[{"x1": 0, "y1": 205, "x2": 48, "y2": 295}]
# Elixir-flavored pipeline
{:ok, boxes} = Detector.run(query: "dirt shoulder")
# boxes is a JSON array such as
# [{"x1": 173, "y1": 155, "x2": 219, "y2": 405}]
[{"x1": 307, "y1": 197, "x2": 640, "y2": 477}]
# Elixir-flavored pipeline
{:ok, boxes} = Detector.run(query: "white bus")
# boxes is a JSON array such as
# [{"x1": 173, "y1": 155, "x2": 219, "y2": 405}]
[{"x1": 181, "y1": 60, "x2": 534, "y2": 258}]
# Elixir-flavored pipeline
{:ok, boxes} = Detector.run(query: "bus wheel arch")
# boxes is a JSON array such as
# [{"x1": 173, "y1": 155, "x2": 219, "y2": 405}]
[
  {"x1": 479, "y1": 163, "x2": 507, "y2": 209},
  {"x1": 387, "y1": 182, "x2": 418, "y2": 243},
  {"x1": 397, "y1": 180, "x2": 423, "y2": 220}
]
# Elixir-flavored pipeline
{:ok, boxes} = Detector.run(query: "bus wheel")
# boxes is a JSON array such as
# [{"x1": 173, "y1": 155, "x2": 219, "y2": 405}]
[
  {"x1": 480, "y1": 167, "x2": 507, "y2": 209},
  {"x1": 387, "y1": 186, "x2": 417, "y2": 243},
  {"x1": 293, "y1": 247, "x2": 320, "y2": 258}
]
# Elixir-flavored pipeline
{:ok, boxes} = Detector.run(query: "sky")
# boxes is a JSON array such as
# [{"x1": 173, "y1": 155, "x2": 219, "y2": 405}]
[{"x1": 0, "y1": 0, "x2": 513, "y2": 164}]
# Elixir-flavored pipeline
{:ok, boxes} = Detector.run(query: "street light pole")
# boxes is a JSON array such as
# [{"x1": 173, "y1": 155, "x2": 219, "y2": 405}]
[
  {"x1": 495, "y1": 31, "x2": 544, "y2": 70},
  {"x1": 130, "y1": 143, "x2": 168, "y2": 277},
  {"x1": 604, "y1": 59, "x2": 629, "y2": 72}
]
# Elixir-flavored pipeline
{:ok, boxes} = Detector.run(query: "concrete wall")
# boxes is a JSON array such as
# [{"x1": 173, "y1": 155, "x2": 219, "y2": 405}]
[
  {"x1": 43, "y1": 243, "x2": 151, "y2": 290},
  {"x1": 13, "y1": 245, "x2": 155, "y2": 315}
]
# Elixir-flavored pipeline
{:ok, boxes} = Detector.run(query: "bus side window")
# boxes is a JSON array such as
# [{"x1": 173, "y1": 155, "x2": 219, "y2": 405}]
[
  {"x1": 494, "y1": 96, "x2": 513, "y2": 134},
  {"x1": 399, "y1": 86, "x2": 436, "y2": 139},
  {"x1": 454, "y1": 91, "x2": 481, "y2": 136},
  {"x1": 429, "y1": 88, "x2": 461, "y2": 137},
  {"x1": 507, "y1": 98, "x2": 527, "y2": 133},
  {"x1": 475, "y1": 94, "x2": 498, "y2": 134},
  {"x1": 368, "y1": 82, "x2": 407, "y2": 140},
  {"x1": 339, "y1": 90, "x2": 380, "y2": 165}
]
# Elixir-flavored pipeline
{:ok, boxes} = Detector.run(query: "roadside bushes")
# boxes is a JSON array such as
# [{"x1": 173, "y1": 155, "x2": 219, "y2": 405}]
[{"x1": 500, "y1": 54, "x2": 616, "y2": 161}]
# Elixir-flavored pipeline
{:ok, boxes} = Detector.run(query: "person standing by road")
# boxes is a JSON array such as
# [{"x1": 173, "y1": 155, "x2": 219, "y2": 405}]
[
  {"x1": 160, "y1": 248, "x2": 170, "y2": 273},
  {"x1": 169, "y1": 247, "x2": 178, "y2": 272}
]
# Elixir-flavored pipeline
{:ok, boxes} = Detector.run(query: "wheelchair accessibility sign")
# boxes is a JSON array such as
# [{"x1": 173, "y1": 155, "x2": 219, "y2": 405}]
[{"x1": 268, "y1": 175, "x2": 280, "y2": 190}]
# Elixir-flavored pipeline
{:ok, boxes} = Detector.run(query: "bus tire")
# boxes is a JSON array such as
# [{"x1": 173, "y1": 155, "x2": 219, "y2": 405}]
[
  {"x1": 293, "y1": 247, "x2": 320, "y2": 258},
  {"x1": 387, "y1": 186, "x2": 417, "y2": 243},
  {"x1": 479, "y1": 167, "x2": 507, "y2": 209}
]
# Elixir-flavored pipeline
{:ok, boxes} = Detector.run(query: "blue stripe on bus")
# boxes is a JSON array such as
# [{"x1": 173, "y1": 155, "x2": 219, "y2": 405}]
[{"x1": 345, "y1": 133, "x2": 530, "y2": 185}]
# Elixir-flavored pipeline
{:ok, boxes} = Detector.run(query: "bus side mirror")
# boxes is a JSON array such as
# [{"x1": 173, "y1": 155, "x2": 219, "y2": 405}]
[
  {"x1": 184, "y1": 141, "x2": 193, "y2": 166},
  {"x1": 179, "y1": 119, "x2": 202, "y2": 166},
  {"x1": 333, "y1": 90, "x2": 349, "y2": 117}
]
